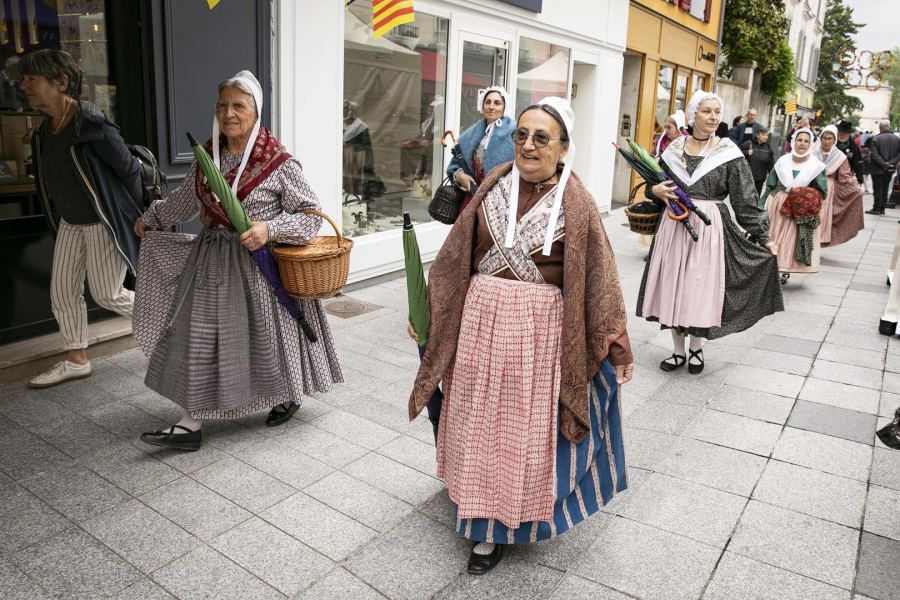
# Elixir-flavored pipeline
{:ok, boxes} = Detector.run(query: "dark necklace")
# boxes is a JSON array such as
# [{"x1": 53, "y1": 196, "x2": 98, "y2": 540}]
[
  {"x1": 525, "y1": 174, "x2": 557, "y2": 194},
  {"x1": 692, "y1": 132, "x2": 711, "y2": 141}
]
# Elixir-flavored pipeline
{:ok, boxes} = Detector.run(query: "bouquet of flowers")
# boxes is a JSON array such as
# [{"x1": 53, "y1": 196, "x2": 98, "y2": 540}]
[{"x1": 614, "y1": 140, "x2": 711, "y2": 242}]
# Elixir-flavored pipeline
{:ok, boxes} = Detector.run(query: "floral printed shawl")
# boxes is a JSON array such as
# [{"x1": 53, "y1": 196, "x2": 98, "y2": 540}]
[
  {"x1": 409, "y1": 162, "x2": 629, "y2": 444},
  {"x1": 195, "y1": 127, "x2": 292, "y2": 230}
]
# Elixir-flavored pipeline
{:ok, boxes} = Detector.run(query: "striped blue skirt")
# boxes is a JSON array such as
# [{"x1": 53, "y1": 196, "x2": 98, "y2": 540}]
[{"x1": 454, "y1": 358, "x2": 628, "y2": 544}]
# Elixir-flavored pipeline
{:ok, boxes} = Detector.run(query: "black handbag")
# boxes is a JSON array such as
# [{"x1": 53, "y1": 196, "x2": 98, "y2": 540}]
[{"x1": 428, "y1": 174, "x2": 465, "y2": 225}]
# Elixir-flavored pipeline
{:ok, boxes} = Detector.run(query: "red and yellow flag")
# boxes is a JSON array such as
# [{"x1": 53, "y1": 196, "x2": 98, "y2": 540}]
[{"x1": 373, "y1": 0, "x2": 414, "y2": 39}]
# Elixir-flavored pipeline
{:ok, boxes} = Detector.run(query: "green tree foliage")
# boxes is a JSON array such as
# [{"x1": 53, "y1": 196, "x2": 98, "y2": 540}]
[
  {"x1": 880, "y1": 47, "x2": 900, "y2": 128},
  {"x1": 760, "y1": 42, "x2": 797, "y2": 102},
  {"x1": 719, "y1": 0, "x2": 796, "y2": 98},
  {"x1": 815, "y1": 0, "x2": 864, "y2": 123}
]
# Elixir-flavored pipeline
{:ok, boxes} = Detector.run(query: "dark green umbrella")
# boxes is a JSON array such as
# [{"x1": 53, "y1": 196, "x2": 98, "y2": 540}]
[
  {"x1": 403, "y1": 213, "x2": 430, "y2": 347},
  {"x1": 186, "y1": 132, "x2": 317, "y2": 342}
]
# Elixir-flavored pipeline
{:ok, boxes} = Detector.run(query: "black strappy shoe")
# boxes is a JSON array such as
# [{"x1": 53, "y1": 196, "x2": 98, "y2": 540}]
[
  {"x1": 660, "y1": 354, "x2": 686, "y2": 372},
  {"x1": 266, "y1": 401, "x2": 299, "y2": 427},
  {"x1": 780, "y1": 273, "x2": 790, "y2": 285},
  {"x1": 688, "y1": 348, "x2": 705, "y2": 374},
  {"x1": 140, "y1": 425, "x2": 201, "y2": 451}
]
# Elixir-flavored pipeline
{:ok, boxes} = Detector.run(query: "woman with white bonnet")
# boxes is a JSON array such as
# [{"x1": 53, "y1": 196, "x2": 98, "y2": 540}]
[
  {"x1": 816, "y1": 124, "x2": 864, "y2": 248},
  {"x1": 132, "y1": 71, "x2": 343, "y2": 450},
  {"x1": 653, "y1": 109, "x2": 687, "y2": 158},
  {"x1": 410, "y1": 97, "x2": 633, "y2": 574},
  {"x1": 446, "y1": 86, "x2": 516, "y2": 212},
  {"x1": 638, "y1": 89, "x2": 782, "y2": 374},
  {"x1": 761, "y1": 127, "x2": 828, "y2": 284}
]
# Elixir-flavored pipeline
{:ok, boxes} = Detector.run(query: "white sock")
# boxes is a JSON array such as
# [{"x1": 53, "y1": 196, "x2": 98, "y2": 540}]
[
  {"x1": 664, "y1": 331, "x2": 686, "y2": 365},
  {"x1": 689, "y1": 337, "x2": 703, "y2": 364},
  {"x1": 473, "y1": 542, "x2": 496, "y2": 555},
  {"x1": 173, "y1": 414, "x2": 202, "y2": 433}
]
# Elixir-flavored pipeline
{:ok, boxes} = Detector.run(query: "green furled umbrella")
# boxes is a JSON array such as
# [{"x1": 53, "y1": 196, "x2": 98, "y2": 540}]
[
  {"x1": 403, "y1": 213, "x2": 430, "y2": 347},
  {"x1": 186, "y1": 132, "x2": 252, "y2": 233}
]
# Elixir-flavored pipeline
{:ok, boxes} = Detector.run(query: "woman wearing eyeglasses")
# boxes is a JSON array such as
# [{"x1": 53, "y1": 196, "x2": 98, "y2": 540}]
[
  {"x1": 131, "y1": 71, "x2": 343, "y2": 451},
  {"x1": 410, "y1": 97, "x2": 632, "y2": 575},
  {"x1": 639, "y1": 90, "x2": 782, "y2": 374},
  {"x1": 447, "y1": 86, "x2": 516, "y2": 211}
]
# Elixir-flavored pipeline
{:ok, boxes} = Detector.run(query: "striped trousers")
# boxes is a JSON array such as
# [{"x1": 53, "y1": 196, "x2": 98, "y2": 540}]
[{"x1": 51, "y1": 220, "x2": 134, "y2": 350}]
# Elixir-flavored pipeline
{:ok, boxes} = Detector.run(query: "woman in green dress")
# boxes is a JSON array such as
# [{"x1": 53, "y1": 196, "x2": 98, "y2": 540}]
[{"x1": 760, "y1": 127, "x2": 828, "y2": 284}]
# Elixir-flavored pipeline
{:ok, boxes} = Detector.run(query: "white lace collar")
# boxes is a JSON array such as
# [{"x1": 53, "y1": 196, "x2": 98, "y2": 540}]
[{"x1": 661, "y1": 136, "x2": 743, "y2": 187}]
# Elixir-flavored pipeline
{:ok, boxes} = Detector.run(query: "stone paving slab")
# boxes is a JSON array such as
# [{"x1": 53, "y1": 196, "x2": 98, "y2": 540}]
[{"x1": 2, "y1": 207, "x2": 900, "y2": 598}]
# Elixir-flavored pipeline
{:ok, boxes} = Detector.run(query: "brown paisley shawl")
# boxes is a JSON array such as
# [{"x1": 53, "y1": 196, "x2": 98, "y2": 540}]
[{"x1": 409, "y1": 162, "x2": 629, "y2": 444}]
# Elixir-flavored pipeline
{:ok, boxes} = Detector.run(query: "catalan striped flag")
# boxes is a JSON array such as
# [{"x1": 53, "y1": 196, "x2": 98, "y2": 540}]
[
  {"x1": 784, "y1": 99, "x2": 798, "y2": 115},
  {"x1": 373, "y1": 0, "x2": 414, "y2": 39}
]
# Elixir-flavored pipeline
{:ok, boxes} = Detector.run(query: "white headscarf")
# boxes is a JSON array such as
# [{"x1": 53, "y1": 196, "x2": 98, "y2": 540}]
[
  {"x1": 686, "y1": 90, "x2": 724, "y2": 127},
  {"x1": 477, "y1": 86, "x2": 514, "y2": 124},
  {"x1": 686, "y1": 90, "x2": 724, "y2": 156},
  {"x1": 212, "y1": 70, "x2": 263, "y2": 199},
  {"x1": 816, "y1": 124, "x2": 840, "y2": 165},
  {"x1": 505, "y1": 96, "x2": 575, "y2": 257},
  {"x1": 774, "y1": 127, "x2": 825, "y2": 190},
  {"x1": 656, "y1": 109, "x2": 688, "y2": 155}
]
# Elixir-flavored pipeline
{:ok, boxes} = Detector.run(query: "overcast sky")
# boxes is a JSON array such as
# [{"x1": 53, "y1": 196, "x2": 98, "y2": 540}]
[{"x1": 846, "y1": 0, "x2": 897, "y2": 51}]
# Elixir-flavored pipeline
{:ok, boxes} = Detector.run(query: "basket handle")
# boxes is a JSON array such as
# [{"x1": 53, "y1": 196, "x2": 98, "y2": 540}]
[
  {"x1": 440, "y1": 130, "x2": 457, "y2": 147},
  {"x1": 301, "y1": 209, "x2": 345, "y2": 246}
]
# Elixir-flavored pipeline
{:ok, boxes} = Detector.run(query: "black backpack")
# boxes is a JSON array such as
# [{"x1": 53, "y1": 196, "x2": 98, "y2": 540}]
[{"x1": 128, "y1": 144, "x2": 167, "y2": 209}]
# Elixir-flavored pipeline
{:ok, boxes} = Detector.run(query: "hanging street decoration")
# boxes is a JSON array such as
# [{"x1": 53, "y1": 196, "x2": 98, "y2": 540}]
[{"x1": 838, "y1": 46, "x2": 893, "y2": 92}]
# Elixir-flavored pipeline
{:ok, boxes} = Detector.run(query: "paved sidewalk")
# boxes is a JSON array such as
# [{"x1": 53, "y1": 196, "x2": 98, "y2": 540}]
[{"x1": 1, "y1": 206, "x2": 900, "y2": 599}]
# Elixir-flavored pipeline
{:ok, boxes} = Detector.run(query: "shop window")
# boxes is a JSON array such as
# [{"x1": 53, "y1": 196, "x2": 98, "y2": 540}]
[
  {"x1": 460, "y1": 41, "x2": 507, "y2": 133},
  {"x1": 0, "y1": 0, "x2": 114, "y2": 211},
  {"x1": 675, "y1": 73, "x2": 688, "y2": 111},
  {"x1": 515, "y1": 37, "x2": 570, "y2": 117},
  {"x1": 655, "y1": 65, "x2": 674, "y2": 137},
  {"x1": 342, "y1": 3, "x2": 449, "y2": 238},
  {"x1": 692, "y1": 73, "x2": 707, "y2": 95}
]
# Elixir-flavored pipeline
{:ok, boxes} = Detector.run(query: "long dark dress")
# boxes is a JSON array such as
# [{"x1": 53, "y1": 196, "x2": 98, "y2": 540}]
[{"x1": 637, "y1": 150, "x2": 784, "y2": 339}]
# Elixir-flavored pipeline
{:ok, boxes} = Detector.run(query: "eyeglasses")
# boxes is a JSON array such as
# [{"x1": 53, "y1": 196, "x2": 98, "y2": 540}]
[{"x1": 511, "y1": 128, "x2": 560, "y2": 148}]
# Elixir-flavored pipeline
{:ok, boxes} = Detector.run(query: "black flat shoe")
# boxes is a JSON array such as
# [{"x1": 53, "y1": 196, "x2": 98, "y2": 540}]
[
  {"x1": 879, "y1": 319, "x2": 897, "y2": 336},
  {"x1": 140, "y1": 425, "x2": 201, "y2": 451},
  {"x1": 688, "y1": 348, "x2": 704, "y2": 374},
  {"x1": 876, "y1": 408, "x2": 900, "y2": 450},
  {"x1": 780, "y1": 273, "x2": 790, "y2": 285},
  {"x1": 467, "y1": 544, "x2": 504, "y2": 575},
  {"x1": 266, "y1": 402, "x2": 299, "y2": 427},
  {"x1": 659, "y1": 354, "x2": 686, "y2": 372},
  {"x1": 866, "y1": 209, "x2": 884, "y2": 215}
]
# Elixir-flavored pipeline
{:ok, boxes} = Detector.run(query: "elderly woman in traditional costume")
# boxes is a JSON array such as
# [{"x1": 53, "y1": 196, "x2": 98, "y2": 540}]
[
  {"x1": 816, "y1": 124, "x2": 865, "y2": 248},
  {"x1": 410, "y1": 97, "x2": 633, "y2": 574},
  {"x1": 761, "y1": 127, "x2": 828, "y2": 285},
  {"x1": 652, "y1": 109, "x2": 687, "y2": 158},
  {"x1": 132, "y1": 71, "x2": 342, "y2": 451},
  {"x1": 447, "y1": 86, "x2": 516, "y2": 211},
  {"x1": 638, "y1": 90, "x2": 782, "y2": 373}
]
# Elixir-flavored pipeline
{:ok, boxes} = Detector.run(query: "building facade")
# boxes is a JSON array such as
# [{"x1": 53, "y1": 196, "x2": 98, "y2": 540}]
[
  {"x1": 847, "y1": 85, "x2": 894, "y2": 132},
  {"x1": 280, "y1": 0, "x2": 629, "y2": 283},
  {"x1": 612, "y1": 0, "x2": 722, "y2": 204}
]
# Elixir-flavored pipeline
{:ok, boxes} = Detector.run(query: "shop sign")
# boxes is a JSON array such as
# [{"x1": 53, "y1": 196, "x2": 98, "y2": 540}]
[
  {"x1": 496, "y1": 0, "x2": 542, "y2": 12},
  {"x1": 698, "y1": 45, "x2": 716, "y2": 63}
]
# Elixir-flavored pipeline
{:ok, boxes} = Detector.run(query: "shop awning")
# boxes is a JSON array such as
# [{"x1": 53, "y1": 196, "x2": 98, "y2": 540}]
[
  {"x1": 516, "y1": 52, "x2": 569, "y2": 95},
  {"x1": 415, "y1": 49, "x2": 488, "y2": 87}
]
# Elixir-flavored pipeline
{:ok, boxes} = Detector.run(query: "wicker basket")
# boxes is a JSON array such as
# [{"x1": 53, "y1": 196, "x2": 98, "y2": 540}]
[
  {"x1": 624, "y1": 181, "x2": 661, "y2": 235},
  {"x1": 273, "y1": 210, "x2": 354, "y2": 300}
]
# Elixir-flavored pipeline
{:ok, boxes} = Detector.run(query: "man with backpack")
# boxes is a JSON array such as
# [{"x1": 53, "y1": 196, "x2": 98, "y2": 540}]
[{"x1": 21, "y1": 49, "x2": 145, "y2": 389}]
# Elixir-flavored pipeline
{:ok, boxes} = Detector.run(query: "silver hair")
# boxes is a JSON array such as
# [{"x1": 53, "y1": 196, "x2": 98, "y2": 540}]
[
  {"x1": 217, "y1": 70, "x2": 260, "y2": 113},
  {"x1": 880, "y1": 121, "x2": 891, "y2": 132}
]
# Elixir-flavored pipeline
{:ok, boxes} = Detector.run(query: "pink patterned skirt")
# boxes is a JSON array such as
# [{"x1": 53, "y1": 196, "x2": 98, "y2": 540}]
[
  {"x1": 437, "y1": 274, "x2": 563, "y2": 529},
  {"x1": 641, "y1": 199, "x2": 726, "y2": 329}
]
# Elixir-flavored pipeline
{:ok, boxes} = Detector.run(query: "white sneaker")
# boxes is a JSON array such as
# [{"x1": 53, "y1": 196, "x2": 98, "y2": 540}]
[{"x1": 27, "y1": 360, "x2": 92, "y2": 389}]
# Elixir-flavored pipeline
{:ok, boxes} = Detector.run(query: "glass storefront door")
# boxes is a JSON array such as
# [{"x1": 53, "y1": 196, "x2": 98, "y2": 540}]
[{"x1": 456, "y1": 31, "x2": 508, "y2": 135}]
